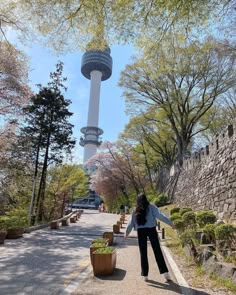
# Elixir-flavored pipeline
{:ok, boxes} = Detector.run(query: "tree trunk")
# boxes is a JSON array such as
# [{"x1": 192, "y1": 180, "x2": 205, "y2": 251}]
[
  {"x1": 156, "y1": 167, "x2": 170, "y2": 192},
  {"x1": 28, "y1": 133, "x2": 42, "y2": 226},
  {"x1": 61, "y1": 193, "x2": 66, "y2": 218},
  {"x1": 36, "y1": 130, "x2": 51, "y2": 223}
]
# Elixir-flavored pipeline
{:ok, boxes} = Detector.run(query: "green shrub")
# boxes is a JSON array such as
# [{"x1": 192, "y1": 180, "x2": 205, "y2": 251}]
[
  {"x1": 94, "y1": 247, "x2": 115, "y2": 254},
  {"x1": 179, "y1": 229, "x2": 197, "y2": 248},
  {"x1": 203, "y1": 224, "x2": 216, "y2": 244},
  {"x1": 91, "y1": 238, "x2": 109, "y2": 244},
  {"x1": 4, "y1": 208, "x2": 28, "y2": 228},
  {"x1": 0, "y1": 216, "x2": 9, "y2": 230},
  {"x1": 180, "y1": 207, "x2": 193, "y2": 216},
  {"x1": 196, "y1": 210, "x2": 216, "y2": 228},
  {"x1": 173, "y1": 218, "x2": 185, "y2": 233},
  {"x1": 153, "y1": 193, "x2": 168, "y2": 207},
  {"x1": 182, "y1": 211, "x2": 197, "y2": 228},
  {"x1": 148, "y1": 194, "x2": 157, "y2": 203},
  {"x1": 90, "y1": 242, "x2": 107, "y2": 248},
  {"x1": 215, "y1": 224, "x2": 236, "y2": 240},
  {"x1": 170, "y1": 213, "x2": 182, "y2": 222},
  {"x1": 170, "y1": 207, "x2": 180, "y2": 215}
]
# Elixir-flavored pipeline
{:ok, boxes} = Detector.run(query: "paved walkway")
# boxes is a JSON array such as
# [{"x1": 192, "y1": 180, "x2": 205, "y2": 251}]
[
  {"x1": 71, "y1": 226, "x2": 211, "y2": 295},
  {"x1": 0, "y1": 211, "x2": 211, "y2": 295}
]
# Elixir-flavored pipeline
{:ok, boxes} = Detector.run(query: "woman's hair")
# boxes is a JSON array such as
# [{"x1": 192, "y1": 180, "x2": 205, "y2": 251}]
[{"x1": 135, "y1": 193, "x2": 150, "y2": 225}]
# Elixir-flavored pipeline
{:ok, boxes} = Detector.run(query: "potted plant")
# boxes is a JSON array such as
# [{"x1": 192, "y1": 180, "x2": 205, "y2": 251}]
[
  {"x1": 92, "y1": 247, "x2": 117, "y2": 276},
  {"x1": 0, "y1": 216, "x2": 7, "y2": 244},
  {"x1": 103, "y1": 232, "x2": 114, "y2": 246},
  {"x1": 6, "y1": 216, "x2": 27, "y2": 239},
  {"x1": 113, "y1": 224, "x2": 120, "y2": 234},
  {"x1": 70, "y1": 216, "x2": 76, "y2": 223},
  {"x1": 90, "y1": 242, "x2": 108, "y2": 265},
  {"x1": 117, "y1": 221, "x2": 122, "y2": 228},
  {"x1": 91, "y1": 238, "x2": 109, "y2": 245},
  {"x1": 50, "y1": 220, "x2": 59, "y2": 229},
  {"x1": 62, "y1": 219, "x2": 69, "y2": 226}
]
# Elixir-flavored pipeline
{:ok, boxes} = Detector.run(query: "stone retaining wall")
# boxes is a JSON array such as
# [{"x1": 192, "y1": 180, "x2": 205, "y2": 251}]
[{"x1": 173, "y1": 120, "x2": 236, "y2": 223}]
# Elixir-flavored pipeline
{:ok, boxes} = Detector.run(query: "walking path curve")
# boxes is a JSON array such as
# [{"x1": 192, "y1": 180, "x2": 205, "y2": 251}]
[{"x1": 0, "y1": 210, "x2": 211, "y2": 295}]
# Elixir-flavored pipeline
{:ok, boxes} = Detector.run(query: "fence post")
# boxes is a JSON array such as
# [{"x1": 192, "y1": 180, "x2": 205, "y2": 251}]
[
  {"x1": 161, "y1": 228, "x2": 165, "y2": 239},
  {"x1": 157, "y1": 221, "x2": 160, "y2": 230}
]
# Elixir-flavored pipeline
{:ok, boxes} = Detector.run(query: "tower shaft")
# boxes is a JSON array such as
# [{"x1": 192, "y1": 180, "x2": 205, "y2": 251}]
[
  {"x1": 87, "y1": 70, "x2": 102, "y2": 127},
  {"x1": 80, "y1": 47, "x2": 112, "y2": 164}
]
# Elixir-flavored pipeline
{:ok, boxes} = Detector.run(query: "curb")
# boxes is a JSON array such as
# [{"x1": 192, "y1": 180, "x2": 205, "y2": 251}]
[
  {"x1": 161, "y1": 244, "x2": 193, "y2": 295},
  {"x1": 59, "y1": 262, "x2": 92, "y2": 295}
]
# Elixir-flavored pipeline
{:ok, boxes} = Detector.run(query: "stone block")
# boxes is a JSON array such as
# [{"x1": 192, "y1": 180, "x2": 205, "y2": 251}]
[{"x1": 219, "y1": 263, "x2": 236, "y2": 279}]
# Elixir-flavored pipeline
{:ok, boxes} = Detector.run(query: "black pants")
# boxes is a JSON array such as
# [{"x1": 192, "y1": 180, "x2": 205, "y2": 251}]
[{"x1": 137, "y1": 226, "x2": 168, "y2": 276}]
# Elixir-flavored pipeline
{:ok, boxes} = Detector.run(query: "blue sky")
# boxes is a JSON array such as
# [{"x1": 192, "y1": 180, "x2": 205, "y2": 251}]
[{"x1": 21, "y1": 43, "x2": 134, "y2": 163}]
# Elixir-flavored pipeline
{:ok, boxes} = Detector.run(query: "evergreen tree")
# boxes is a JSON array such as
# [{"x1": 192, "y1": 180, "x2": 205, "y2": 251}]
[{"x1": 21, "y1": 62, "x2": 76, "y2": 224}]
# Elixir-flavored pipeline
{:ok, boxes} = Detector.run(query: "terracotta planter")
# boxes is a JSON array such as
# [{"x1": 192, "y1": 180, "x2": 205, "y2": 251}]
[
  {"x1": 117, "y1": 221, "x2": 122, "y2": 228},
  {"x1": 120, "y1": 217, "x2": 125, "y2": 223},
  {"x1": 50, "y1": 221, "x2": 59, "y2": 230},
  {"x1": 70, "y1": 216, "x2": 76, "y2": 223},
  {"x1": 0, "y1": 230, "x2": 7, "y2": 244},
  {"x1": 90, "y1": 243, "x2": 108, "y2": 265},
  {"x1": 93, "y1": 249, "x2": 117, "y2": 276},
  {"x1": 6, "y1": 227, "x2": 24, "y2": 239},
  {"x1": 62, "y1": 219, "x2": 69, "y2": 226},
  {"x1": 113, "y1": 224, "x2": 120, "y2": 234},
  {"x1": 103, "y1": 232, "x2": 114, "y2": 246}
]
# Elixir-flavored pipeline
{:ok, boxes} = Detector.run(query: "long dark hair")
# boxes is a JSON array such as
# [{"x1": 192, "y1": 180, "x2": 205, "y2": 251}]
[{"x1": 135, "y1": 193, "x2": 150, "y2": 225}]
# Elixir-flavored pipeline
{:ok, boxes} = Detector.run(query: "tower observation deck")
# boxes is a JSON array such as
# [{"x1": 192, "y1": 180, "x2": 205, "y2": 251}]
[{"x1": 79, "y1": 46, "x2": 112, "y2": 163}]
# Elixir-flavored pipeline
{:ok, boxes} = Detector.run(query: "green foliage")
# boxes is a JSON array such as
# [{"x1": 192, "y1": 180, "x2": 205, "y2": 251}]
[
  {"x1": 153, "y1": 193, "x2": 168, "y2": 207},
  {"x1": 21, "y1": 62, "x2": 76, "y2": 223},
  {"x1": 90, "y1": 242, "x2": 107, "y2": 248},
  {"x1": 173, "y1": 218, "x2": 185, "y2": 233},
  {"x1": 215, "y1": 224, "x2": 236, "y2": 241},
  {"x1": 170, "y1": 207, "x2": 180, "y2": 215},
  {"x1": 0, "y1": 208, "x2": 28, "y2": 229},
  {"x1": 119, "y1": 38, "x2": 236, "y2": 167},
  {"x1": 0, "y1": 216, "x2": 9, "y2": 230},
  {"x1": 179, "y1": 229, "x2": 197, "y2": 247},
  {"x1": 196, "y1": 210, "x2": 216, "y2": 228},
  {"x1": 180, "y1": 207, "x2": 193, "y2": 216},
  {"x1": 170, "y1": 213, "x2": 182, "y2": 222},
  {"x1": 182, "y1": 211, "x2": 197, "y2": 228},
  {"x1": 203, "y1": 224, "x2": 216, "y2": 244},
  {"x1": 94, "y1": 247, "x2": 115, "y2": 254},
  {"x1": 91, "y1": 238, "x2": 109, "y2": 244},
  {"x1": 148, "y1": 194, "x2": 157, "y2": 203}
]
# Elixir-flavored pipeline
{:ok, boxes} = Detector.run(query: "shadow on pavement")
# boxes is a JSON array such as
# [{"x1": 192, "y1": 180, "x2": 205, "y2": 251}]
[
  {"x1": 148, "y1": 279, "x2": 211, "y2": 295},
  {"x1": 95, "y1": 268, "x2": 126, "y2": 281}
]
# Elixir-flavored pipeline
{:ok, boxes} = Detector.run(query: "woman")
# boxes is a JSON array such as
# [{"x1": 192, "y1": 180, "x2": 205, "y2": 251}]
[{"x1": 124, "y1": 193, "x2": 175, "y2": 282}]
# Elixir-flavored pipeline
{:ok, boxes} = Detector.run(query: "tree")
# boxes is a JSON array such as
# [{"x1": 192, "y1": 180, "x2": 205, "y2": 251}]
[
  {"x1": 21, "y1": 62, "x2": 76, "y2": 224},
  {"x1": 0, "y1": 41, "x2": 31, "y2": 215},
  {"x1": 119, "y1": 38, "x2": 236, "y2": 166},
  {"x1": 1, "y1": 1, "x2": 234, "y2": 51},
  {"x1": 0, "y1": 41, "x2": 30, "y2": 122},
  {"x1": 44, "y1": 164, "x2": 87, "y2": 220},
  {"x1": 120, "y1": 109, "x2": 177, "y2": 191},
  {"x1": 86, "y1": 140, "x2": 150, "y2": 205}
]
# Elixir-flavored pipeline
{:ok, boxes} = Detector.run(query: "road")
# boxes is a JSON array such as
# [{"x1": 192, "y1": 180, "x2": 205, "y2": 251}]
[{"x1": 0, "y1": 210, "x2": 120, "y2": 295}]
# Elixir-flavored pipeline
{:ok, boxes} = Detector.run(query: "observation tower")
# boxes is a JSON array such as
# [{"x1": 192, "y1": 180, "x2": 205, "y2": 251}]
[{"x1": 79, "y1": 45, "x2": 112, "y2": 164}]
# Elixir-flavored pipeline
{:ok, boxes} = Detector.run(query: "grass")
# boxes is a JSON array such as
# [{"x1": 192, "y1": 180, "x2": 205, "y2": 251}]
[{"x1": 209, "y1": 273, "x2": 236, "y2": 293}]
